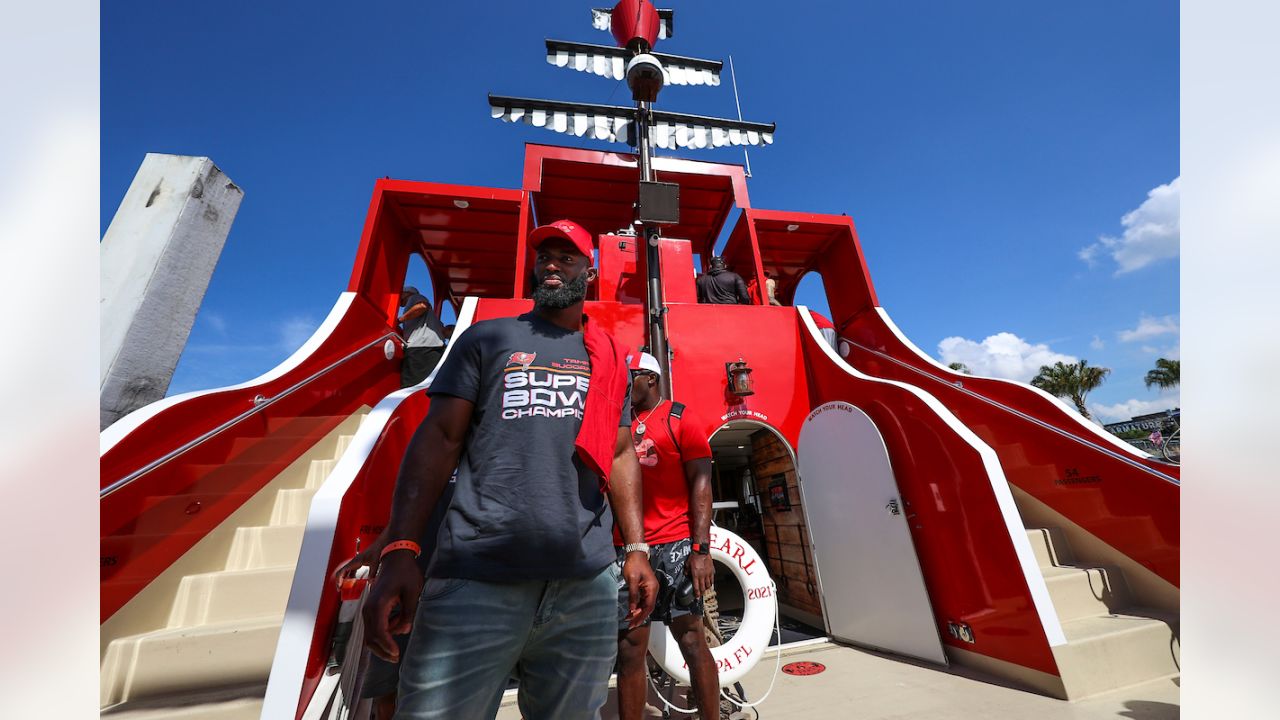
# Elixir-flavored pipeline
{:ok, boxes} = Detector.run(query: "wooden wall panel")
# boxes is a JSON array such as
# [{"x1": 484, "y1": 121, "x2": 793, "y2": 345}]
[{"x1": 750, "y1": 429, "x2": 823, "y2": 617}]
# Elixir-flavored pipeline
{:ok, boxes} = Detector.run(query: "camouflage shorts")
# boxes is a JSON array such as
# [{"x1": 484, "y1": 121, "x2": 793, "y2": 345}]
[{"x1": 616, "y1": 538, "x2": 703, "y2": 629}]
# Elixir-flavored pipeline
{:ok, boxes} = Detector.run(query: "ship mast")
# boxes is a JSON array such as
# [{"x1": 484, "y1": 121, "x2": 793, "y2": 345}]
[{"x1": 489, "y1": 0, "x2": 776, "y2": 396}]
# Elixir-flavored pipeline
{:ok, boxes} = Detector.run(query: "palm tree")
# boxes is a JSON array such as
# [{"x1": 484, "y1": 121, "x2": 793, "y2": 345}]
[
  {"x1": 1031, "y1": 359, "x2": 1110, "y2": 420},
  {"x1": 1144, "y1": 358, "x2": 1180, "y2": 390},
  {"x1": 948, "y1": 362, "x2": 971, "y2": 374}
]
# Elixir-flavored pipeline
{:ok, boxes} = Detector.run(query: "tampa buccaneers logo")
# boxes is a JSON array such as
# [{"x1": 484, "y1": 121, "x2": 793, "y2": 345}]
[
  {"x1": 508, "y1": 351, "x2": 537, "y2": 371},
  {"x1": 634, "y1": 437, "x2": 659, "y2": 467}
]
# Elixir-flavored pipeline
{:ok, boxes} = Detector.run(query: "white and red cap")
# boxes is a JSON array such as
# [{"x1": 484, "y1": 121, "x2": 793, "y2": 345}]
[
  {"x1": 529, "y1": 219, "x2": 594, "y2": 259},
  {"x1": 627, "y1": 351, "x2": 663, "y2": 377}
]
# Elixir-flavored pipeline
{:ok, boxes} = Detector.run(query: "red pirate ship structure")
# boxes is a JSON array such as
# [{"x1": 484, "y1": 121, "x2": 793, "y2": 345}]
[{"x1": 100, "y1": 2, "x2": 1179, "y2": 717}]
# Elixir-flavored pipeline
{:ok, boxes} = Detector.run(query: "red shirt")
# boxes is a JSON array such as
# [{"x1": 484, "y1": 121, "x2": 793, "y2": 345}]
[{"x1": 614, "y1": 400, "x2": 713, "y2": 545}]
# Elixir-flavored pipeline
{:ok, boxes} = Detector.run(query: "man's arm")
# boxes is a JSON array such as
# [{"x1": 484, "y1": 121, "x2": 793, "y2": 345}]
[
  {"x1": 398, "y1": 301, "x2": 429, "y2": 325},
  {"x1": 361, "y1": 395, "x2": 473, "y2": 662},
  {"x1": 683, "y1": 456, "x2": 715, "y2": 595},
  {"x1": 607, "y1": 426, "x2": 658, "y2": 628}
]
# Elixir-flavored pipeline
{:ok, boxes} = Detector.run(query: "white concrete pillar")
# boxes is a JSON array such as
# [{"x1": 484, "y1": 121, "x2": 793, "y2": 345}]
[{"x1": 100, "y1": 153, "x2": 243, "y2": 429}]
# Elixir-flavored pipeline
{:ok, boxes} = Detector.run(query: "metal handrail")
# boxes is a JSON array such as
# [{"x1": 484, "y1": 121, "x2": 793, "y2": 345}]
[
  {"x1": 840, "y1": 337, "x2": 1181, "y2": 486},
  {"x1": 1160, "y1": 427, "x2": 1181, "y2": 465},
  {"x1": 101, "y1": 332, "x2": 401, "y2": 498}
]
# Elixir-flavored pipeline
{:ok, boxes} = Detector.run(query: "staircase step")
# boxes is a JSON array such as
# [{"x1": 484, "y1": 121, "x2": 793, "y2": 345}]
[
  {"x1": 1025, "y1": 527, "x2": 1074, "y2": 568},
  {"x1": 101, "y1": 683, "x2": 265, "y2": 719},
  {"x1": 1041, "y1": 565, "x2": 1131, "y2": 623},
  {"x1": 101, "y1": 618, "x2": 282, "y2": 707},
  {"x1": 1088, "y1": 516, "x2": 1172, "y2": 551},
  {"x1": 991, "y1": 440, "x2": 1030, "y2": 467},
  {"x1": 167, "y1": 568, "x2": 294, "y2": 628},
  {"x1": 225, "y1": 525, "x2": 304, "y2": 571},
  {"x1": 335, "y1": 433, "x2": 355, "y2": 456},
  {"x1": 225, "y1": 430, "x2": 327, "y2": 458},
  {"x1": 131, "y1": 492, "x2": 255, "y2": 536},
  {"x1": 305, "y1": 458, "x2": 338, "y2": 489},
  {"x1": 265, "y1": 414, "x2": 340, "y2": 434},
  {"x1": 1055, "y1": 609, "x2": 1179, "y2": 699},
  {"x1": 269, "y1": 487, "x2": 317, "y2": 526}
]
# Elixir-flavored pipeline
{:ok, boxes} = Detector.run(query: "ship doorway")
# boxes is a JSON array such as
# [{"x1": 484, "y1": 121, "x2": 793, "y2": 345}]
[
  {"x1": 797, "y1": 402, "x2": 948, "y2": 665},
  {"x1": 707, "y1": 420, "x2": 827, "y2": 648}
]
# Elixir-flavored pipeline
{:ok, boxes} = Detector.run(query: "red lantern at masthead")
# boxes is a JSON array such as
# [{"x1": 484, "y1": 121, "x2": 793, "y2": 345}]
[{"x1": 610, "y1": 0, "x2": 661, "y2": 50}]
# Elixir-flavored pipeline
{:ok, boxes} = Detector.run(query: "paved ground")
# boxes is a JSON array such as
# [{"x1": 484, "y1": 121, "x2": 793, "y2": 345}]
[{"x1": 497, "y1": 641, "x2": 1179, "y2": 719}]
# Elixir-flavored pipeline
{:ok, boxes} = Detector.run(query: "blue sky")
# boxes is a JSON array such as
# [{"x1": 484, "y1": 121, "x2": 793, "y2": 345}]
[{"x1": 101, "y1": 1, "x2": 1178, "y2": 421}]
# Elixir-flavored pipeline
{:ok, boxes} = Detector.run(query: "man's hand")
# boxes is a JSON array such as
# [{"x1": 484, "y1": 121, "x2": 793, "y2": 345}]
[
  {"x1": 329, "y1": 535, "x2": 389, "y2": 589},
  {"x1": 621, "y1": 552, "x2": 658, "y2": 630},
  {"x1": 687, "y1": 553, "x2": 714, "y2": 597},
  {"x1": 360, "y1": 552, "x2": 424, "y2": 662}
]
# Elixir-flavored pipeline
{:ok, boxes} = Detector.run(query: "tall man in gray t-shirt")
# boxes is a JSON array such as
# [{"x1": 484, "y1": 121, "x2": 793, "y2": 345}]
[
  {"x1": 398, "y1": 286, "x2": 447, "y2": 387},
  {"x1": 363, "y1": 219, "x2": 658, "y2": 720}
]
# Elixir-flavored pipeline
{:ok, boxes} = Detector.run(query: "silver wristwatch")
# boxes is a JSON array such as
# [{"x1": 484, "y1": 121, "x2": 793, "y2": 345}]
[{"x1": 623, "y1": 542, "x2": 650, "y2": 556}]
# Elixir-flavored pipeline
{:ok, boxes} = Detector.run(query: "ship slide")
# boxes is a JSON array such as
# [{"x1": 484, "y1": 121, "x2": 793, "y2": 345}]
[
  {"x1": 835, "y1": 304, "x2": 1179, "y2": 610},
  {"x1": 794, "y1": 308, "x2": 1179, "y2": 699}
]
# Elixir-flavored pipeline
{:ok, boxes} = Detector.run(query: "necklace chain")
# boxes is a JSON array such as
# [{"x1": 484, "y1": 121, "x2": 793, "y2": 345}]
[
  {"x1": 635, "y1": 405, "x2": 660, "y2": 424},
  {"x1": 633, "y1": 400, "x2": 663, "y2": 431}
]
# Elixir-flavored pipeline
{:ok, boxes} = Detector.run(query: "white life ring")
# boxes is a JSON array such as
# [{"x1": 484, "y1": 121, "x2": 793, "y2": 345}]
[{"x1": 648, "y1": 526, "x2": 777, "y2": 687}]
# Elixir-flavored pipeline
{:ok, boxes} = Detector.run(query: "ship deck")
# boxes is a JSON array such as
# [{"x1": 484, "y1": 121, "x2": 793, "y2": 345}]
[{"x1": 497, "y1": 641, "x2": 1180, "y2": 719}]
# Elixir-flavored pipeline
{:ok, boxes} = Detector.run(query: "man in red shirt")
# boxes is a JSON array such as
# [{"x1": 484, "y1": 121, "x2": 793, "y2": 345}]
[{"x1": 615, "y1": 352, "x2": 718, "y2": 719}]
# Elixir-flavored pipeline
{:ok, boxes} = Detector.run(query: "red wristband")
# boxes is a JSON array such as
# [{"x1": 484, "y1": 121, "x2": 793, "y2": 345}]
[{"x1": 379, "y1": 540, "x2": 421, "y2": 560}]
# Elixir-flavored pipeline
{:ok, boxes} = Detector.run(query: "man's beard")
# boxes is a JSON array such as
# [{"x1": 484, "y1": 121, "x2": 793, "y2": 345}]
[{"x1": 532, "y1": 272, "x2": 589, "y2": 309}]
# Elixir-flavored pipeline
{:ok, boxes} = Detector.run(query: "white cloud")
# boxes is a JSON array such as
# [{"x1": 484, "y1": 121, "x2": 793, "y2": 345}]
[
  {"x1": 1118, "y1": 314, "x2": 1179, "y2": 342},
  {"x1": 170, "y1": 314, "x2": 321, "y2": 396},
  {"x1": 1090, "y1": 335, "x2": 1105, "y2": 350},
  {"x1": 1091, "y1": 393, "x2": 1180, "y2": 423},
  {"x1": 938, "y1": 332, "x2": 1078, "y2": 383},
  {"x1": 278, "y1": 316, "x2": 319, "y2": 350},
  {"x1": 203, "y1": 311, "x2": 228, "y2": 337},
  {"x1": 1077, "y1": 244, "x2": 1100, "y2": 267},
  {"x1": 1080, "y1": 177, "x2": 1180, "y2": 274},
  {"x1": 186, "y1": 314, "x2": 320, "y2": 356}
]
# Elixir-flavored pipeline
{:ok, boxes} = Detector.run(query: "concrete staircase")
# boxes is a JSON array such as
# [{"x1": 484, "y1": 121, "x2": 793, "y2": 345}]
[
  {"x1": 1026, "y1": 526, "x2": 1180, "y2": 699},
  {"x1": 100, "y1": 411, "x2": 368, "y2": 718}
]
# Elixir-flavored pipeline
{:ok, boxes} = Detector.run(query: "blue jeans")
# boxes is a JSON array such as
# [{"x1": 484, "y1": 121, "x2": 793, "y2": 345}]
[{"x1": 395, "y1": 562, "x2": 621, "y2": 720}]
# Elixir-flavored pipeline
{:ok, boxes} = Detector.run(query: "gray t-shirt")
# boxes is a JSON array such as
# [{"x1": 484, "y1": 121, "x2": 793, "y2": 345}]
[
  {"x1": 402, "y1": 293, "x2": 446, "y2": 348},
  {"x1": 425, "y1": 313, "x2": 630, "y2": 581}
]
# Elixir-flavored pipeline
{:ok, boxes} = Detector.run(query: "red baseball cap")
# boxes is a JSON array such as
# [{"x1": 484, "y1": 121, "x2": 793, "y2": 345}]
[{"x1": 529, "y1": 219, "x2": 594, "y2": 259}]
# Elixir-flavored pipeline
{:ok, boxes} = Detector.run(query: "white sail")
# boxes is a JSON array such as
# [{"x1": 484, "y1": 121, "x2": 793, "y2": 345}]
[
  {"x1": 488, "y1": 96, "x2": 774, "y2": 149},
  {"x1": 545, "y1": 40, "x2": 720, "y2": 86}
]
